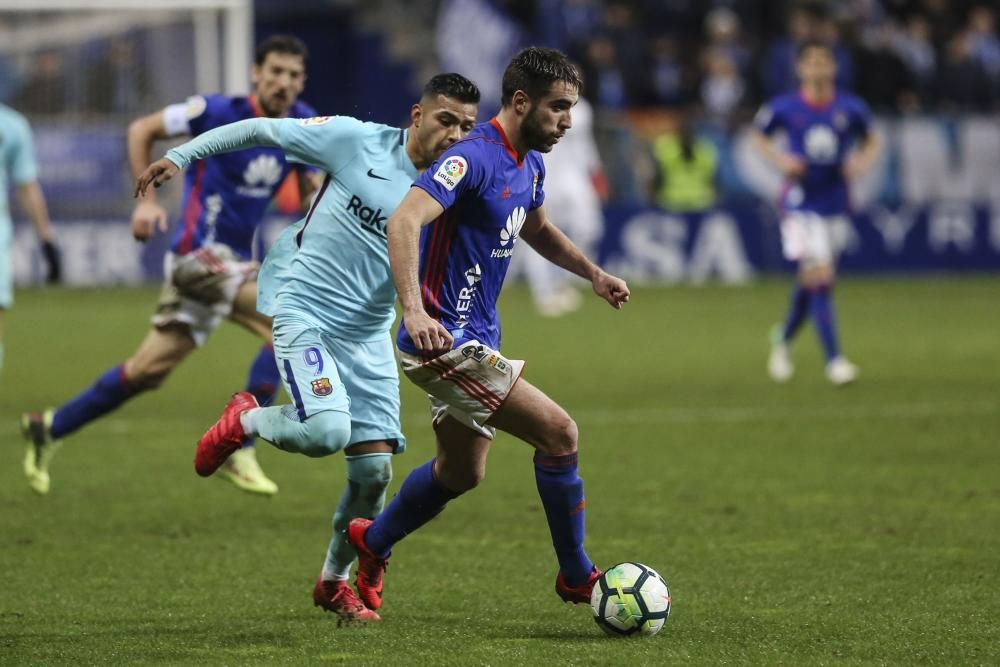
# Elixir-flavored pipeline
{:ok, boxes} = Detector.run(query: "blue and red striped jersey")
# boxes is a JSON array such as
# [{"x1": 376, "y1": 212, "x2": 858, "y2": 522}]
[
  {"x1": 397, "y1": 119, "x2": 546, "y2": 355},
  {"x1": 170, "y1": 94, "x2": 316, "y2": 259}
]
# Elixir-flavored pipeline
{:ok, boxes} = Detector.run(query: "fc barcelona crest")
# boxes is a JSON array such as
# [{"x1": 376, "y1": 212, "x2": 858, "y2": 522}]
[{"x1": 311, "y1": 378, "x2": 333, "y2": 396}]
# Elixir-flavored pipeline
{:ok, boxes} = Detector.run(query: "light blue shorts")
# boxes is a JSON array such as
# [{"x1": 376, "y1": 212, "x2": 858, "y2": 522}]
[
  {"x1": 0, "y1": 225, "x2": 13, "y2": 309},
  {"x1": 273, "y1": 316, "x2": 405, "y2": 453}
]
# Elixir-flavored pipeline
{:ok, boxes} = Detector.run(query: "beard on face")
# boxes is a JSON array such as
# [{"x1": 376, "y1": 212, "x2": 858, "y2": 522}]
[
  {"x1": 260, "y1": 89, "x2": 292, "y2": 117},
  {"x1": 521, "y1": 104, "x2": 558, "y2": 153}
]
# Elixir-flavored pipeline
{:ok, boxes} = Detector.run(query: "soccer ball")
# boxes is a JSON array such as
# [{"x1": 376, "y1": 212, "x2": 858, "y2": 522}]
[{"x1": 590, "y1": 562, "x2": 671, "y2": 637}]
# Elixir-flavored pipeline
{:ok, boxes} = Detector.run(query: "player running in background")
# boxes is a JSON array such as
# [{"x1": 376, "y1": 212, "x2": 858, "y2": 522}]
[
  {"x1": 0, "y1": 103, "x2": 61, "y2": 376},
  {"x1": 136, "y1": 74, "x2": 481, "y2": 622},
  {"x1": 346, "y1": 47, "x2": 630, "y2": 612},
  {"x1": 751, "y1": 40, "x2": 880, "y2": 386},
  {"x1": 20, "y1": 35, "x2": 318, "y2": 495}
]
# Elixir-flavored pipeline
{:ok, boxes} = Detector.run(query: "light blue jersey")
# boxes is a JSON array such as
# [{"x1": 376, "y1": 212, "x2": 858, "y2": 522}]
[
  {"x1": 0, "y1": 104, "x2": 39, "y2": 308},
  {"x1": 265, "y1": 116, "x2": 418, "y2": 339},
  {"x1": 166, "y1": 114, "x2": 420, "y2": 450},
  {"x1": 168, "y1": 115, "x2": 418, "y2": 339}
]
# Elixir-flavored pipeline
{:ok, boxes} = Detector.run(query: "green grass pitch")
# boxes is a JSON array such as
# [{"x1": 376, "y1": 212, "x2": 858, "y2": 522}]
[{"x1": 1, "y1": 278, "x2": 998, "y2": 665}]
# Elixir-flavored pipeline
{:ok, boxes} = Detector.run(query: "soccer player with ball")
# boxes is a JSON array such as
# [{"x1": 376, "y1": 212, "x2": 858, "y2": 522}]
[{"x1": 347, "y1": 47, "x2": 630, "y2": 612}]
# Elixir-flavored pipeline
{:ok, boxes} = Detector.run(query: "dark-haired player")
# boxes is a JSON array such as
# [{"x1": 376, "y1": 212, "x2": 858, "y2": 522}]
[
  {"x1": 346, "y1": 47, "x2": 630, "y2": 611},
  {"x1": 22, "y1": 35, "x2": 318, "y2": 496},
  {"x1": 752, "y1": 40, "x2": 880, "y2": 385},
  {"x1": 137, "y1": 73, "x2": 481, "y2": 622}
]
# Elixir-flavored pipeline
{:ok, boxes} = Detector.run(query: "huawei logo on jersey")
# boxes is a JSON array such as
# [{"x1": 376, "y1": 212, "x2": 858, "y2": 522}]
[
  {"x1": 804, "y1": 125, "x2": 838, "y2": 164},
  {"x1": 238, "y1": 154, "x2": 283, "y2": 198},
  {"x1": 491, "y1": 206, "x2": 525, "y2": 259},
  {"x1": 500, "y1": 206, "x2": 526, "y2": 246},
  {"x1": 243, "y1": 155, "x2": 283, "y2": 187}
]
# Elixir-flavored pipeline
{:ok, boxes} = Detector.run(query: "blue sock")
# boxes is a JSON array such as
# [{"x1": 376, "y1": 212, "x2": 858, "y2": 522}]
[
  {"x1": 364, "y1": 458, "x2": 460, "y2": 558},
  {"x1": 50, "y1": 365, "x2": 141, "y2": 439},
  {"x1": 534, "y1": 452, "x2": 594, "y2": 587},
  {"x1": 809, "y1": 284, "x2": 841, "y2": 361},
  {"x1": 243, "y1": 344, "x2": 281, "y2": 449},
  {"x1": 781, "y1": 284, "x2": 811, "y2": 342}
]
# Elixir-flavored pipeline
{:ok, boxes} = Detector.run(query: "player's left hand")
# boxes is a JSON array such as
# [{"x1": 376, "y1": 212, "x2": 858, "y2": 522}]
[
  {"x1": 592, "y1": 270, "x2": 630, "y2": 310},
  {"x1": 134, "y1": 158, "x2": 181, "y2": 198},
  {"x1": 41, "y1": 240, "x2": 62, "y2": 284}
]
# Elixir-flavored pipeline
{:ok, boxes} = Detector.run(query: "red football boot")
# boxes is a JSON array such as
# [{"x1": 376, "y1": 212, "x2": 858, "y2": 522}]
[
  {"x1": 555, "y1": 566, "x2": 602, "y2": 604},
  {"x1": 194, "y1": 392, "x2": 258, "y2": 477},
  {"x1": 347, "y1": 518, "x2": 388, "y2": 610},
  {"x1": 312, "y1": 578, "x2": 381, "y2": 623}
]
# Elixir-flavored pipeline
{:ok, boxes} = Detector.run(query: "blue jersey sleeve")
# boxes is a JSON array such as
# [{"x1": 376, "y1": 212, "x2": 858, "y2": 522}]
[
  {"x1": 413, "y1": 142, "x2": 489, "y2": 210},
  {"x1": 186, "y1": 94, "x2": 231, "y2": 136},
  {"x1": 529, "y1": 154, "x2": 545, "y2": 211},
  {"x1": 6, "y1": 114, "x2": 38, "y2": 185},
  {"x1": 275, "y1": 115, "x2": 365, "y2": 175},
  {"x1": 754, "y1": 100, "x2": 784, "y2": 135}
]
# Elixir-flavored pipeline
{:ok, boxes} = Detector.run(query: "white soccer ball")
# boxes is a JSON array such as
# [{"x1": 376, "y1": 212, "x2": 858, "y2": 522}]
[{"x1": 590, "y1": 562, "x2": 672, "y2": 637}]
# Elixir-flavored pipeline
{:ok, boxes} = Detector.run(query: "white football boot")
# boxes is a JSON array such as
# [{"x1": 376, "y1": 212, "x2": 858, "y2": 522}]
[
  {"x1": 825, "y1": 356, "x2": 859, "y2": 386},
  {"x1": 767, "y1": 327, "x2": 794, "y2": 383}
]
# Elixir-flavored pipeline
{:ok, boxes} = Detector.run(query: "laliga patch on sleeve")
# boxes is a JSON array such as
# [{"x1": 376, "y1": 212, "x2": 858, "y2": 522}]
[
  {"x1": 433, "y1": 155, "x2": 468, "y2": 191},
  {"x1": 184, "y1": 95, "x2": 207, "y2": 120},
  {"x1": 299, "y1": 116, "x2": 333, "y2": 127}
]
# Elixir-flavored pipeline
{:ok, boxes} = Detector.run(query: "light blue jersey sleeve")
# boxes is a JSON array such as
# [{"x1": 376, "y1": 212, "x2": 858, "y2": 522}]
[
  {"x1": 165, "y1": 115, "x2": 363, "y2": 176},
  {"x1": 165, "y1": 117, "x2": 282, "y2": 168},
  {"x1": 3, "y1": 113, "x2": 39, "y2": 185},
  {"x1": 274, "y1": 115, "x2": 365, "y2": 175}
]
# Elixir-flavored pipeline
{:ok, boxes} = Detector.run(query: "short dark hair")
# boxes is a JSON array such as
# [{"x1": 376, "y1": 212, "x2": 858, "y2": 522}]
[
  {"x1": 796, "y1": 39, "x2": 833, "y2": 60},
  {"x1": 255, "y1": 34, "x2": 308, "y2": 66},
  {"x1": 501, "y1": 47, "x2": 582, "y2": 106},
  {"x1": 423, "y1": 73, "x2": 481, "y2": 104}
]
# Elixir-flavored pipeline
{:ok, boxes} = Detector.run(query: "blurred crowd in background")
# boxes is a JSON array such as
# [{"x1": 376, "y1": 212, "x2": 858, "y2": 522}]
[
  {"x1": 3, "y1": 0, "x2": 1000, "y2": 225},
  {"x1": 515, "y1": 0, "x2": 1000, "y2": 119},
  {"x1": 10, "y1": 1, "x2": 1000, "y2": 119}
]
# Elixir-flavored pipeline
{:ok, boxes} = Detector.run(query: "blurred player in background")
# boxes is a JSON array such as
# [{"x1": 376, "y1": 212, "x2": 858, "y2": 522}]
[
  {"x1": 522, "y1": 94, "x2": 606, "y2": 316},
  {"x1": 751, "y1": 41, "x2": 880, "y2": 386},
  {"x1": 136, "y1": 74, "x2": 481, "y2": 622},
  {"x1": 20, "y1": 35, "x2": 318, "y2": 496},
  {"x1": 347, "y1": 47, "x2": 630, "y2": 612},
  {"x1": 0, "y1": 103, "x2": 61, "y2": 376}
]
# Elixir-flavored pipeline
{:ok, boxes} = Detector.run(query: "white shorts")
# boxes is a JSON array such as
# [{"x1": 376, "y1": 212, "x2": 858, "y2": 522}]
[
  {"x1": 398, "y1": 340, "x2": 525, "y2": 439},
  {"x1": 780, "y1": 212, "x2": 845, "y2": 267},
  {"x1": 151, "y1": 243, "x2": 259, "y2": 346}
]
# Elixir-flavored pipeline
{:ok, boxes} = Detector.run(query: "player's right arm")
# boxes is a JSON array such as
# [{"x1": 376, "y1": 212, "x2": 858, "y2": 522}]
[
  {"x1": 136, "y1": 116, "x2": 360, "y2": 196},
  {"x1": 386, "y1": 188, "x2": 453, "y2": 354},
  {"x1": 750, "y1": 102, "x2": 806, "y2": 179},
  {"x1": 127, "y1": 108, "x2": 177, "y2": 241}
]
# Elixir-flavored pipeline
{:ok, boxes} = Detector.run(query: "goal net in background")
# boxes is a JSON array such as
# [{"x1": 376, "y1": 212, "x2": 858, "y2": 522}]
[{"x1": 1, "y1": 0, "x2": 252, "y2": 284}]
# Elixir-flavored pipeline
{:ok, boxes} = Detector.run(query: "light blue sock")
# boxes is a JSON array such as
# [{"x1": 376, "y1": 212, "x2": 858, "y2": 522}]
[
  {"x1": 322, "y1": 453, "x2": 393, "y2": 581},
  {"x1": 244, "y1": 405, "x2": 351, "y2": 458}
]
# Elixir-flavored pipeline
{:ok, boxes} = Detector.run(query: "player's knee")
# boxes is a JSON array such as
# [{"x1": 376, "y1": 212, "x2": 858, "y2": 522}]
[
  {"x1": 543, "y1": 415, "x2": 578, "y2": 456},
  {"x1": 299, "y1": 410, "x2": 352, "y2": 457},
  {"x1": 437, "y1": 462, "x2": 484, "y2": 493}
]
